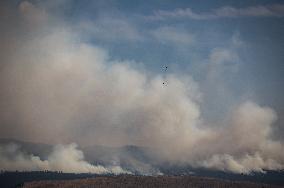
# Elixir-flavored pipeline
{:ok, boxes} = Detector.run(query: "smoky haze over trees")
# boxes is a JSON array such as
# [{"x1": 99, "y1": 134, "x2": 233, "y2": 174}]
[{"x1": 0, "y1": 0, "x2": 283, "y2": 177}]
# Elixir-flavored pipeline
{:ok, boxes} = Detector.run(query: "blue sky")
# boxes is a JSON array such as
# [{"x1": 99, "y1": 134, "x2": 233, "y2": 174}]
[
  {"x1": 46, "y1": 0, "x2": 284, "y2": 135},
  {"x1": 2, "y1": 0, "x2": 283, "y2": 140},
  {"x1": 6, "y1": 0, "x2": 283, "y2": 135},
  {"x1": 0, "y1": 0, "x2": 284, "y2": 174}
]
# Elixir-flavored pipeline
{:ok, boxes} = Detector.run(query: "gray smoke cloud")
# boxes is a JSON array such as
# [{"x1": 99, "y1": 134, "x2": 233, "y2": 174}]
[
  {"x1": 0, "y1": 143, "x2": 130, "y2": 174},
  {"x1": 0, "y1": 1, "x2": 283, "y2": 174}
]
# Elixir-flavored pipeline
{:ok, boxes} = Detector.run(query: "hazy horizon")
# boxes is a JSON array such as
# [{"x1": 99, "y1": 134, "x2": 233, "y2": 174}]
[{"x1": 0, "y1": 0, "x2": 283, "y2": 175}]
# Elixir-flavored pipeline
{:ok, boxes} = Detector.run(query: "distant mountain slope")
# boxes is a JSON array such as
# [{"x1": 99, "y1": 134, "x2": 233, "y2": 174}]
[
  {"x1": 1, "y1": 138, "x2": 284, "y2": 186},
  {"x1": 82, "y1": 144, "x2": 159, "y2": 174},
  {"x1": 0, "y1": 138, "x2": 53, "y2": 160}
]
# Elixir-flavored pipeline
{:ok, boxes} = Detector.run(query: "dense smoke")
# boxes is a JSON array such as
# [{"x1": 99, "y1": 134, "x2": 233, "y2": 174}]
[
  {"x1": 0, "y1": 1, "x2": 283, "y2": 174},
  {"x1": 0, "y1": 143, "x2": 130, "y2": 174}
]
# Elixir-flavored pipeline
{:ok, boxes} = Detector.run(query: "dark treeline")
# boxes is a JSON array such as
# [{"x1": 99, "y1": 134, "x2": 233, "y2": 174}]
[
  {"x1": 1, "y1": 170, "x2": 284, "y2": 188},
  {"x1": 191, "y1": 169, "x2": 284, "y2": 186},
  {"x1": 158, "y1": 165, "x2": 284, "y2": 186},
  {"x1": 0, "y1": 171, "x2": 97, "y2": 188}
]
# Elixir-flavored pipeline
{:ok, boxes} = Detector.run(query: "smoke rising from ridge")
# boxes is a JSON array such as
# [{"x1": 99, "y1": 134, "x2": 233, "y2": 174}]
[
  {"x1": 0, "y1": 143, "x2": 130, "y2": 174},
  {"x1": 0, "y1": 1, "x2": 283, "y2": 174}
]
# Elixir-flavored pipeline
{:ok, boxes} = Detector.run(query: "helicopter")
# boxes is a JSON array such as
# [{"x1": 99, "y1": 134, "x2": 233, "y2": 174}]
[{"x1": 162, "y1": 66, "x2": 168, "y2": 85}]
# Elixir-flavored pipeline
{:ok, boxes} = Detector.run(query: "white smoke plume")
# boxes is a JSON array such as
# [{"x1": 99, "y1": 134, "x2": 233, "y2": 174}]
[
  {"x1": 0, "y1": 1, "x2": 283, "y2": 174},
  {"x1": 0, "y1": 143, "x2": 130, "y2": 174}
]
